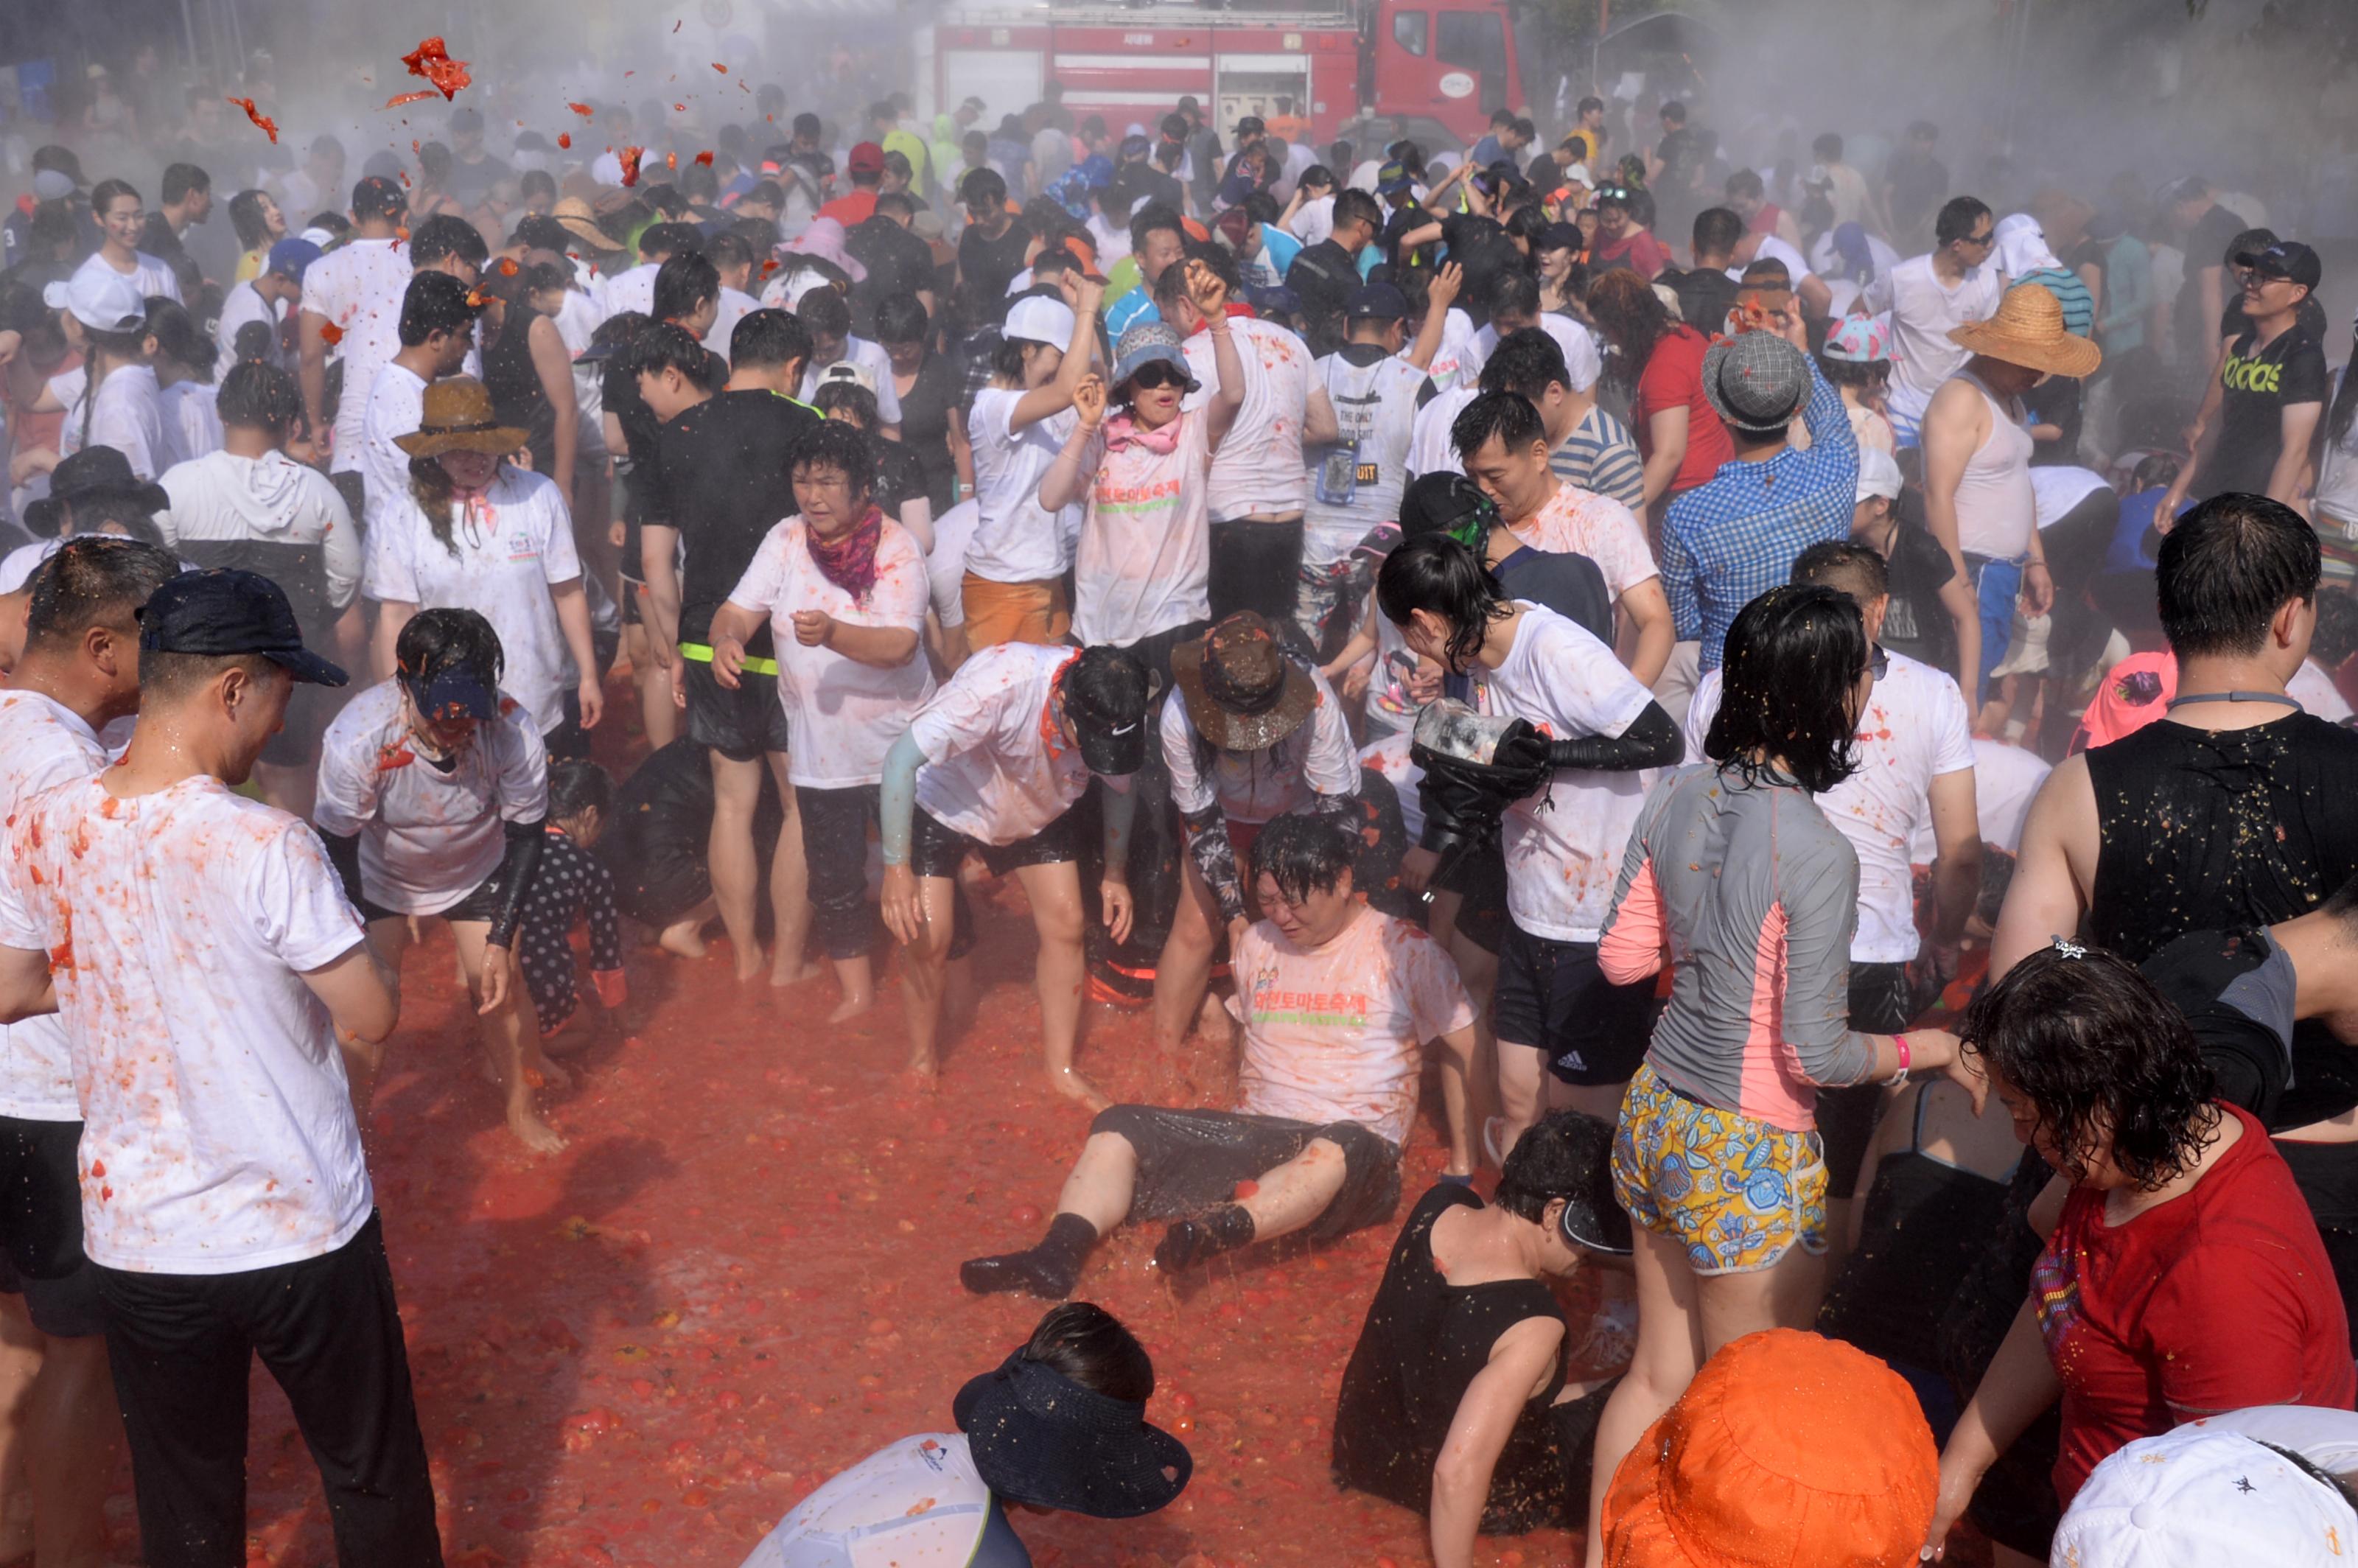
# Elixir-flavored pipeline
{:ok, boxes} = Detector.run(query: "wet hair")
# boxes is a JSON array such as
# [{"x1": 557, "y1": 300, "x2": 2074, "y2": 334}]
[
  {"x1": 797, "y1": 285, "x2": 852, "y2": 341},
  {"x1": 811, "y1": 378, "x2": 880, "y2": 430},
  {"x1": 873, "y1": 294, "x2": 928, "y2": 347},
  {"x1": 410, "y1": 213, "x2": 489, "y2": 271},
  {"x1": 681, "y1": 164, "x2": 721, "y2": 203},
  {"x1": 509, "y1": 214, "x2": 573, "y2": 256},
  {"x1": 653, "y1": 252, "x2": 721, "y2": 323},
  {"x1": 1478, "y1": 329, "x2": 1571, "y2": 401},
  {"x1": 1587, "y1": 268, "x2": 1673, "y2": 393},
  {"x1": 397, "y1": 269, "x2": 482, "y2": 347},
  {"x1": 1494, "y1": 1110, "x2": 1616, "y2": 1224},
  {"x1": 637, "y1": 222, "x2": 704, "y2": 263},
  {"x1": 547, "y1": 758, "x2": 615, "y2": 823},
  {"x1": 1376, "y1": 533, "x2": 1511, "y2": 676},
  {"x1": 1935, "y1": 196, "x2": 1993, "y2": 248},
  {"x1": 1129, "y1": 201, "x2": 1186, "y2": 256},
  {"x1": 161, "y1": 162, "x2": 210, "y2": 204},
  {"x1": 789, "y1": 416, "x2": 876, "y2": 497},
  {"x1": 1450, "y1": 388, "x2": 1547, "y2": 462},
  {"x1": 1791, "y1": 539, "x2": 1890, "y2": 605},
  {"x1": 1332, "y1": 188, "x2": 1382, "y2": 237},
  {"x1": 1961, "y1": 945, "x2": 2219, "y2": 1188},
  {"x1": 704, "y1": 231, "x2": 755, "y2": 276},
  {"x1": 730, "y1": 307, "x2": 810, "y2": 371},
  {"x1": 395, "y1": 606, "x2": 505, "y2": 688},
  {"x1": 1018, "y1": 1303, "x2": 1153, "y2": 1404},
  {"x1": 1691, "y1": 206, "x2": 1743, "y2": 259},
  {"x1": 959, "y1": 167, "x2": 1007, "y2": 211},
  {"x1": 215, "y1": 358, "x2": 303, "y2": 434},
  {"x1": 24, "y1": 536, "x2": 181, "y2": 653},
  {"x1": 1250, "y1": 811, "x2": 1358, "y2": 906},
  {"x1": 1705, "y1": 584, "x2": 1866, "y2": 794},
  {"x1": 628, "y1": 321, "x2": 724, "y2": 391},
  {"x1": 1486, "y1": 270, "x2": 1540, "y2": 322},
  {"x1": 228, "y1": 189, "x2": 276, "y2": 251},
  {"x1": 1819, "y1": 354, "x2": 1890, "y2": 391},
  {"x1": 145, "y1": 297, "x2": 214, "y2": 382},
  {"x1": 875, "y1": 191, "x2": 917, "y2": 224},
  {"x1": 2156, "y1": 494, "x2": 2320, "y2": 658},
  {"x1": 91, "y1": 178, "x2": 141, "y2": 218},
  {"x1": 231, "y1": 321, "x2": 277, "y2": 363}
]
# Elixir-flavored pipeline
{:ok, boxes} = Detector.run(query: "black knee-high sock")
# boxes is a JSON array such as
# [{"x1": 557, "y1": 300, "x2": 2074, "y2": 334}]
[
  {"x1": 1154, "y1": 1203, "x2": 1257, "y2": 1273},
  {"x1": 959, "y1": 1212, "x2": 1099, "y2": 1298}
]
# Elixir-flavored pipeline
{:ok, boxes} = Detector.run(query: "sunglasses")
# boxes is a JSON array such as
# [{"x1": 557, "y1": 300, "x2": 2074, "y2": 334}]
[
  {"x1": 1128, "y1": 363, "x2": 1189, "y2": 391},
  {"x1": 1961, "y1": 230, "x2": 1995, "y2": 248}
]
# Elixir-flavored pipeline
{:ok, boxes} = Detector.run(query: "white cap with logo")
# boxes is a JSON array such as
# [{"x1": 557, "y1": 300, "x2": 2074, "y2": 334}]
[{"x1": 2053, "y1": 1420, "x2": 2358, "y2": 1568}]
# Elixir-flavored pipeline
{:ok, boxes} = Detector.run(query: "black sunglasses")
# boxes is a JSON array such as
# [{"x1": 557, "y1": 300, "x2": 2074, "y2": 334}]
[{"x1": 1128, "y1": 363, "x2": 1189, "y2": 391}]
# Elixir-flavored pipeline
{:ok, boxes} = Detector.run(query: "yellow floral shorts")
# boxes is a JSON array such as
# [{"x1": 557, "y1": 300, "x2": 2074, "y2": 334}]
[{"x1": 1610, "y1": 1062, "x2": 1828, "y2": 1275}]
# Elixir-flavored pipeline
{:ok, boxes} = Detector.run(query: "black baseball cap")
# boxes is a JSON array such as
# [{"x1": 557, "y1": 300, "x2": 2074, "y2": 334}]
[
  {"x1": 137, "y1": 569, "x2": 348, "y2": 687},
  {"x1": 1235, "y1": 115, "x2": 1265, "y2": 136},
  {"x1": 2233, "y1": 239, "x2": 2321, "y2": 290},
  {"x1": 1060, "y1": 647, "x2": 1151, "y2": 776},
  {"x1": 1346, "y1": 281, "x2": 1409, "y2": 319}
]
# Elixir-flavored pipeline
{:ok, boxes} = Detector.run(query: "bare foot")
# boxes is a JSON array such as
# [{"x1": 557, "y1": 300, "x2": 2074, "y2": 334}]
[
  {"x1": 769, "y1": 957, "x2": 823, "y2": 989},
  {"x1": 657, "y1": 919, "x2": 708, "y2": 959},
  {"x1": 732, "y1": 942, "x2": 769, "y2": 982},
  {"x1": 902, "y1": 1054, "x2": 940, "y2": 1087},
  {"x1": 1047, "y1": 1065, "x2": 1113, "y2": 1115},
  {"x1": 507, "y1": 1107, "x2": 567, "y2": 1154},
  {"x1": 825, "y1": 990, "x2": 875, "y2": 1024}
]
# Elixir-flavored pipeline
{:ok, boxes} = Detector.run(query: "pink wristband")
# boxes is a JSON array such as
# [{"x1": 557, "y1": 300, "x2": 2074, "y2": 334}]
[{"x1": 1893, "y1": 1035, "x2": 1912, "y2": 1073}]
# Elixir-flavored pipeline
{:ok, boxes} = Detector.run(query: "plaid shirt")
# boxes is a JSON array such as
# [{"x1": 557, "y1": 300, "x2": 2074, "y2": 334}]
[{"x1": 1661, "y1": 359, "x2": 1860, "y2": 670}]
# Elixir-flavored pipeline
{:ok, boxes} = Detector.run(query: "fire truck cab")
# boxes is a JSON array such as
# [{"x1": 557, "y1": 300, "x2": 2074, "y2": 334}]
[{"x1": 914, "y1": 0, "x2": 1520, "y2": 148}]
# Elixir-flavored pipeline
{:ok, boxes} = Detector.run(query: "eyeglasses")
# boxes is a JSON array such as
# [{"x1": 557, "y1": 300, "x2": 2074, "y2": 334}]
[
  {"x1": 1128, "y1": 363, "x2": 1189, "y2": 391},
  {"x1": 1961, "y1": 230, "x2": 1995, "y2": 248}
]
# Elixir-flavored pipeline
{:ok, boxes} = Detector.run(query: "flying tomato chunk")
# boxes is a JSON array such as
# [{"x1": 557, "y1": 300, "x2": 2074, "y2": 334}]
[
  {"x1": 399, "y1": 36, "x2": 472, "y2": 101},
  {"x1": 227, "y1": 97, "x2": 279, "y2": 143}
]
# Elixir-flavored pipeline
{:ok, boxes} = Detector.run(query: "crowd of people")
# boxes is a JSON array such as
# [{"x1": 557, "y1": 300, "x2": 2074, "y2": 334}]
[{"x1": 3, "y1": 35, "x2": 2358, "y2": 1568}]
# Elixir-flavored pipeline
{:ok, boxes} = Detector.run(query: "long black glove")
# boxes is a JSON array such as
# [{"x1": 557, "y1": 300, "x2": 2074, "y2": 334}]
[
  {"x1": 1412, "y1": 717, "x2": 1551, "y2": 858},
  {"x1": 323, "y1": 830, "x2": 366, "y2": 912},
  {"x1": 1544, "y1": 702, "x2": 1683, "y2": 774},
  {"x1": 485, "y1": 816, "x2": 548, "y2": 950}
]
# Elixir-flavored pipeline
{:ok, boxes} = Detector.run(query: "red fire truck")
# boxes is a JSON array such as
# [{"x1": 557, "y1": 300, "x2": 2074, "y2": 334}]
[{"x1": 914, "y1": 0, "x2": 1523, "y2": 148}]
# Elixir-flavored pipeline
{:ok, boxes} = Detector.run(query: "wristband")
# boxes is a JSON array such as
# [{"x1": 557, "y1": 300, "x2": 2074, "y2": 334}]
[
  {"x1": 678, "y1": 641, "x2": 780, "y2": 677},
  {"x1": 1886, "y1": 1033, "x2": 1912, "y2": 1087}
]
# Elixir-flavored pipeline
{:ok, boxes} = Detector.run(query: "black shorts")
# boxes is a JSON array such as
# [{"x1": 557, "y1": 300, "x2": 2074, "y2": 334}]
[
  {"x1": 1436, "y1": 841, "x2": 1508, "y2": 956},
  {"x1": 1091, "y1": 1105, "x2": 1401, "y2": 1243},
  {"x1": 1491, "y1": 923, "x2": 1659, "y2": 1087},
  {"x1": 909, "y1": 802, "x2": 1082, "y2": 881},
  {"x1": 1816, "y1": 960, "x2": 1921, "y2": 1194},
  {"x1": 358, "y1": 866, "x2": 508, "y2": 928},
  {"x1": 329, "y1": 471, "x2": 368, "y2": 534},
  {"x1": 0, "y1": 1115, "x2": 105, "y2": 1337},
  {"x1": 682, "y1": 656, "x2": 791, "y2": 765}
]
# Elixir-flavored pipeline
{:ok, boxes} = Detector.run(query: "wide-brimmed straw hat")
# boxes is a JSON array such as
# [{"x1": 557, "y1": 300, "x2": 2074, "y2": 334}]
[
  {"x1": 951, "y1": 1354, "x2": 1192, "y2": 1518},
  {"x1": 550, "y1": 196, "x2": 608, "y2": 250},
  {"x1": 1601, "y1": 1329, "x2": 1937, "y2": 1567},
  {"x1": 1170, "y1": 612, "x2": 1317, "y2": 753},
  {"x1": 1948, "y1": 282, "x2": 2102, "y2": 379},
  {"x1": 393, "y1": 378, "x2": 529, "y2": 460}
]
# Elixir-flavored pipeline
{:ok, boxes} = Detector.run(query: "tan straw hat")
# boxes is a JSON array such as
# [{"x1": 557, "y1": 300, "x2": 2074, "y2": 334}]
[
  {"x1": 1948, "y1": 283, "x2": 2102, "y2": 379},
  {"x1": 550, "y1": 196, "x2": 607, "y2": 250},
  {"x1": 393, "y1": 378, "x2": 530, "y2": 460}
]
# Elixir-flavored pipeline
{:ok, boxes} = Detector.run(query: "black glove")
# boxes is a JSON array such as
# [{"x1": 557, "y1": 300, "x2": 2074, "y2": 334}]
[
  {"x1": 1542, "y1": 702, "x2": 1684, "y2": 774},
  {"x1": 1411, "y1": 718, "x2": 1550, "y2": 857}
]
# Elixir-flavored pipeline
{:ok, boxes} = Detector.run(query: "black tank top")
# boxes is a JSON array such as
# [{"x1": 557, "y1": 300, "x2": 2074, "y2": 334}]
[
  {"x1": 483, "y1": 307, "x2": 557, "y2": 474},
  {"x1": 1332, "y1": 1186, "x2": 1570, "y2": 1533},
  {"x1": 2086, "y1": 711, "x2": 2358, "y2": 1124}
]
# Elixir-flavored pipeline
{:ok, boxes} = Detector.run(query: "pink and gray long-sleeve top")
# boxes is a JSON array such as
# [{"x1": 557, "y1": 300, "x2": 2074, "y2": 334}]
[{"x1": 1598, "y1": 763, "x2": 1887, "y2": 1132}]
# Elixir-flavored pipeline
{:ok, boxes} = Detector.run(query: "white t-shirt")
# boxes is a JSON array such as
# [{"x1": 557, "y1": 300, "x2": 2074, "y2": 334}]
[
  {"x1": 0, "y1": 775, "x2": 371, "y2": 1274},
  {"x1": 600, "y1": 262, "x2": 661, "y2": 321},
  {"x1": 216, "y1": 279, "x2": 287, "y2": 368},
  {"x1": 73, "y1": 246, "x2": 181, "y2": 304},
  {"x1": 0, "y1": 539, "x2": 55, "y2": 593},
  {"x1": 551, "y1": 289, "x2": 606, "y2": 458},
  {"x1": 363, "y1": 466, "x2": 583, "y2": 736},
  {"x1": 1360, "y1": 731, "x2": 1424, "y2": 840},
  {"x1": 298, "y1": 238, "x2": 416, "y2": 470},
  {"x1": 724, "y1": 517, "x2": 935, "y2": 789},
  {"x1": 963, "y1": 386, "x2": 1081, "y2": 584},
  {"x1": 2291, "y1": 659, "x2": 2355, "y2": 724},
  {"x1": 1162, "y1": 663, "x2": 1359, "y2": 825},
  {"x1": 1406, "y1": 383, "x2": 1478, "y2": 479},
  {"x1": 1469, "y1": 314, "x2": 1600, "y2": 391},
  {"x1": 740, "y1": 1433, "x2": 995, "y2": 1568},
  {"x1": 797, "y1": 337, "x2": 903, "y2": 426},
  {"x1": 1287, "y1": 192, "x2": 1336, "y2": 248},
  {"x1": 1687, "y1": 648, "x2": 1974, "y2": 962},
  {"x1": 704, "y1": 286, "x2": 761, "y2": 363},
  {"x1": 0, "y1": 690, "x2": 109, "y2": 1121},
  {"x1": 357, "y1": 360, "x2": 429, "y2": 537},
  {"x1": 926, "y1": 498, "x2": 977, "y2": 630},
  {"x1": 2030, "y1": 464, "x2": 2113, "y2": 528},
  {"x1": 1474, "y1": 603, "x2": 1657, "y2": 943},
  {"x1": 314, "y1": 680, "x2": 550, "y2": 915},
  {"x1": 57, "y1": 363, "x2": 165, "y2": 479},
  {"x1": 1807, "y1": 229, "x2": 1903, "y2": 291},
  {"x1": 1731, "y1": 234, "x2": 1816, "y2": 293},
  {"x1": 1183, "y1": 316, "x2": 1315, "y2": 520},
  {"x1": 1424, "y1": 308, "x2": 1483, "y2": 394},
  {"x1": 158, "y1": 448, "x2": 363, "y2": 610},
  {"x1": 1508, "y1": 481, "x2": 1658, "y2": 605},
  {"x1": 909, "y1": 643, "x2": 1093, "y2": 844},
  {"x1": 158, "y1": 379, "x2": 223, "y2": 469},
  {"x1": 1231, "y1": 907, "x2": 1476, "y2": 1148},
  {"x1": 1966, "y1": 735, "x2": 2050, "y2": 856},
  {"x1": 1860, "y1": 255, "x2": 2004, "y2": 422},
  {"x1": 1074, "y1": 411, "x2": 1213, "y2": 645},
  {"x1": 1304, "y1": 350, "x2": 1427, "y2": 567}
]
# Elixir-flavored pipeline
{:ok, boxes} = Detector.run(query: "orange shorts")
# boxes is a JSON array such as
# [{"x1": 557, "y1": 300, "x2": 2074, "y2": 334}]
[{"x1": 960, "y1": 573, "x2": 1071, "y2": 650}]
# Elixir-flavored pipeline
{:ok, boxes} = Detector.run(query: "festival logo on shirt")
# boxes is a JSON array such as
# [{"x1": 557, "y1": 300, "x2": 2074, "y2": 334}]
[{"x1": 1245, "y1": 964, "x2": 1371, "y2": 1031}]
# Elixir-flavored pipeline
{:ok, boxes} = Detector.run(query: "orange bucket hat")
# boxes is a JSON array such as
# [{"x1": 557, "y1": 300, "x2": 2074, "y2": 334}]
[{"x1": 1602, "y1": 1329, "x2": 1937, "y2": 1567}]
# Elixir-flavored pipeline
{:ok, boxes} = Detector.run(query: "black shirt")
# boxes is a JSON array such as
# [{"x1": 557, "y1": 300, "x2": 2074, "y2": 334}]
[
  {"x1": 1132, "y1": 165, "x2": 1186, "y2": 218},
  {"x1": 956, "y1": 219, "x2": 1032, "y2": 307},
  {"x1": 2174, "y1": 202, "x2": 2250, "y2": 360},
  {"x1": 2205, "y1": 322, "x2": 2329, "y2": 499},
  {"x1": 1875, "y1": 519, "x2": 1960, "y2": 677},
  {"x1": 893, "y1": 350, "x2": 964, "y2": 511},
  {"x1": 1380, "y1": 202, "x2": 1432, "y2": 269},
  {"x1": 1883, "y1": 149, "x2": 1950, "y2": 231},
  {"x1": 846, "y1": 216, "x2": 937, "y2": 326},
  {"x1": 643, "y1": 389, "x2": 823, "y2": 653},
  {"x1": 1661, "y1": 267, "x2": 1737, "y2": 338},
  {"x1": 1286, "y1": 239, "x2": 1361, "y2": 340}
]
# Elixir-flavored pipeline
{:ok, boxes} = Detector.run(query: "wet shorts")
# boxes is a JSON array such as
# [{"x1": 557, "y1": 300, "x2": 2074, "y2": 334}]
[
  {"x1": 909, "y1": 803, "x2": 1081, "y2": 882},
  {"x1": 0, "y1": 1115, "x2": 106, "y2": 1337},
  {"x1": 1610, "y1": 1061, "x2": 1828, "y2": 1276},
  {"x1": 1091, "y1": 1105, "x2": 1402, "y2": 1244},
  {"x1": 683, "y1": 657, "x2": 791, "y2": 765},
  {"x1": 357, "y1": 867, "x2": 508, "y2": 928},
  {"x1": 1491, "y1": 923, "x2": 1660, "y2": 1088}
]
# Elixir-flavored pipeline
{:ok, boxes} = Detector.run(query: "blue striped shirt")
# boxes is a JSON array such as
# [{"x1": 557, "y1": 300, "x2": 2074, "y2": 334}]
[
  {"x1": 1661, "y1": 359, "x2": 1860, "y2": 669},
  {"x1": 1551, "y1": 404, "x2": 1646, "y2": 511}
]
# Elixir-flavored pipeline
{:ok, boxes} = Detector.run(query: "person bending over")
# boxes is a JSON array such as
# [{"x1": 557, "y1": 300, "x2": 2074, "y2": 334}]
[
  {"x1": 962, "y1": 811, "x2": 1477, "y2": 1297},
  {"x1": 514, "y1": 759, "x2": 626, "y2": 1052},
  {"x1": 315, "y1": 607, "x2": 565, "y2": 1153},
  {"x1": 878, "y1": 641, "x2": 1150, "y2": 1106},
  {"x1": 1334, "y1": 1111, "x2": 1628, "y2": 1568}
]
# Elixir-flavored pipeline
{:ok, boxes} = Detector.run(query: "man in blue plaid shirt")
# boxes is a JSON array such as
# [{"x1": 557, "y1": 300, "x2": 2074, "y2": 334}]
[{"x1": 1659, "y1": 326, "x2": 1861, "y2": 672}]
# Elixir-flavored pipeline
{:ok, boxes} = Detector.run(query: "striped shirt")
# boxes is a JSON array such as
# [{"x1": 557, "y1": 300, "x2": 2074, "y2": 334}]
[
  {"x1": 1551, "y1": 403, "x2": 1646, "y2": 511},
  {"x1": 1659, "y1": 359, "x2": 1860, "y2": 671},
  {"x1": 2012, "y1": 266, "x2": 2096, "y2": 340}
]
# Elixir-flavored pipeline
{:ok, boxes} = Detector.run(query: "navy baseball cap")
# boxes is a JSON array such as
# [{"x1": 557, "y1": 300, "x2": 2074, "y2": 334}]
[
  {"x1": 265, "y1": 237, "x2": 323, "y2": 283},
  {"x1": 137, "y1": 569, "x2": 348, "y2": 687},
  {"x1": 405, "y1": 666, "x2": 498, "y2": 722},
  {"x1": 1346, "y1": 281, "x2": 1408, "y2": 319}
]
